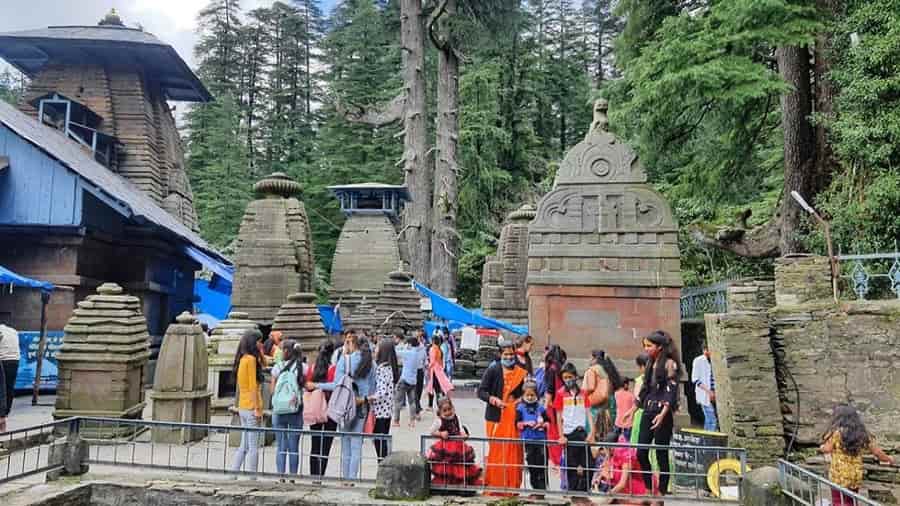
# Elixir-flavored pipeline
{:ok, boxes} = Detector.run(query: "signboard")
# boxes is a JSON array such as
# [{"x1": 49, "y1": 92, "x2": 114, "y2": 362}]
[
  {"x1": 460, "y1": 326, "x2": 478, "y2": 350},
  {"x1": 15, "y1": 331, "x2": 64, "y2": 391}
]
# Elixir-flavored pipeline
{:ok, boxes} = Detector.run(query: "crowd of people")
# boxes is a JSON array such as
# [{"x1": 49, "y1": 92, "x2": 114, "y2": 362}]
[{"x1": 227, "y1": 324, "x2": 894, "y2": 505}]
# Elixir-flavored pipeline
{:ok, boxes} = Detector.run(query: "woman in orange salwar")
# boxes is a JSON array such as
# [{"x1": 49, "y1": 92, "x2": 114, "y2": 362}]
[{"x1": 477, "y1": 339, "x2": 527, "y2": 493}]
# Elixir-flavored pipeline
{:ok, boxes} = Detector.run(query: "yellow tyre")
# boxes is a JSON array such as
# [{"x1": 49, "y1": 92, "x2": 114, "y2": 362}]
[{"x1": 707, "y1": 457, "x2": 747, "y2": 498}]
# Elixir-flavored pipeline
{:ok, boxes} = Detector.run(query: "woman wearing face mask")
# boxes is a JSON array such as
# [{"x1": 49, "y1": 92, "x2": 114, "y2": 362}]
[
  {"x1": 477, "y1": 338, "x2": 527, "y2": 494},
  {"x1": 636, "y1": 330, "x2": 682, "y2": 498}
]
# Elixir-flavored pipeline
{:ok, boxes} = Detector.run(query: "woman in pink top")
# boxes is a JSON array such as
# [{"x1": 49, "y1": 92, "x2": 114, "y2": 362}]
[
  {"x1": 614, "y1": 378, "x2": 638, "y2": 440},
  {"x1": 599, "y1": 432, "x2": 648, "y2": 504}
]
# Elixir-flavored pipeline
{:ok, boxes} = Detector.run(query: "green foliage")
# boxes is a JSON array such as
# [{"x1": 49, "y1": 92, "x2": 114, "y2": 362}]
[
  {"x1": 813, "y1": 0, "x2": 900, "y2": 254},
  {"x1": 0, "y1": 68, "x2": 24, "y2": 105}
]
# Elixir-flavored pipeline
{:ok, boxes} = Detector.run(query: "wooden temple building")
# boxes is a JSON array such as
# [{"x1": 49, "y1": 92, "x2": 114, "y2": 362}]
[{"x1": 0, "y1": 12, "x2": 229, "y2": 356}]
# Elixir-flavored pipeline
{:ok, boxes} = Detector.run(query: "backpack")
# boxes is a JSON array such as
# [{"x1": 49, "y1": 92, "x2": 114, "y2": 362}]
[
  {"x1": 303, "y1": 389, "x2": 329, "y2": 425},
  {"x1": 271, "y1": 362, "x2": 301, "y2": 415},
  {"x1": 327, "y1": 356, "x2": 357, "y2": 427}
]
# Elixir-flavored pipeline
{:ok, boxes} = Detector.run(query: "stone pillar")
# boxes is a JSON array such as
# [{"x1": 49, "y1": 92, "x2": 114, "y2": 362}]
[
  {"x1": 149, "y1": 312, "x2": 211, "y2": 443},
  {"x1": 527, "y1": 100, "x2": 682, "y2": 360},
  {"x1": 774, "y1": 255, "x2": 833, "y2": 306},
  {"x1": 206, "y1": 312, "x2": 260, "y2": 412},
  {"x1": 727, "y1": 279, "x2": 776, "y2": 312},
  {"x1": 705, "y1": 310, "x2": 783, "y2": 464},
  {"x1": 374, "y1": 271, "x2": 425, "y2": 335},
  {"x1": 481, "y1": 204, "x2": 535, "y2": 327},
  {"x1": 231, "y1": 173, "x2": 315, "y2": 326},
  {"x1": 54, "y1": 283, "x2": 151, "y2": 436},
  {"x1": 272, "y1": 292, "x2": 327, "y2": 360}
]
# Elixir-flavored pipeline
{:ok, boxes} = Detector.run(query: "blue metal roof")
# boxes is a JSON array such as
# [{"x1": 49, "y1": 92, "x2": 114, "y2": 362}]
[
  {"x1": 0, "y1": 100, "x2": 230, "y2": 272},
  {"x1": 0, "y1": 25, "x2": 211, "y2": 103}
]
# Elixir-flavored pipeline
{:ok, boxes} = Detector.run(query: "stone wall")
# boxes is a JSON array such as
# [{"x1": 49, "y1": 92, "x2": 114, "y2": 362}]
[{"x1": 705, "y1": 310, "x2": 784, "y2": 463}]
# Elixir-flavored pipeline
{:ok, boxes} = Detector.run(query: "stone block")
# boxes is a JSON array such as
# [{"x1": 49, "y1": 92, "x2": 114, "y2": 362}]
[{"x1": 372, "y1": 451, "x2": 430, "y2": 500}]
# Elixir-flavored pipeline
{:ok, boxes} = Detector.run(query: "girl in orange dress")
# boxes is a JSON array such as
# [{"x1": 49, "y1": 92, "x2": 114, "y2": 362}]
[{"x1": 477, "y1": 339, "x2": 527, "y2": 494}]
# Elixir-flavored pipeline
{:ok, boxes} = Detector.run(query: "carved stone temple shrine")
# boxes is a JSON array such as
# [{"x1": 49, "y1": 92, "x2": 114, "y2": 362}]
[
  {"x1": 328, "y1": 183, "x2": 409, "y2": 320},
  {"x1": 481, "y1": 204, "x2": 535, "y2": 327},
  {"x1": 231, "y1": 173, "x2": 315, "y2": 327},
  {"x1": 527, "y1": 100, "x2": 682, "y2": 360}
]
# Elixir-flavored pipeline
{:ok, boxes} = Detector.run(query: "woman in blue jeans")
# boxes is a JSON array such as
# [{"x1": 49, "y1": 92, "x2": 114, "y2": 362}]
[
  {"x1": 308, "y1": 333, "x2": 374, "y2": 481},
  {"x1": 272, "y1": 339, "x2": 304, "y2": 479}
]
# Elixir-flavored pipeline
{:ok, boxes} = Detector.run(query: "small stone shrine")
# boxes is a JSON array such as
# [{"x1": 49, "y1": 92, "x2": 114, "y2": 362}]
[
  {"x1": 344, "y1": 295, "x2": 378, "y2": 334},
  {"x1": 231, "y1": 173, "x2": 315, "y2": 326},
  {"x1": 207, "y1": 312, "x2": 259, "y2": 411},
  {"x1": 149, "y1": 312, "x2": 211, "y2": 443},
  {"x1": 527, "y1": 99, "x2": 682, "y2": 360},
  {"x1": 272, "y1": 292, "x2": 327, "y2": 358},
  {"x1": 328, "y1": 183, "x2": 408, "y2": 319},
  {"x1": 481, "y1": 204, "x2": 535, "y2": 327},
  {"x1": 54, "y1": 283, "x2": 151, "y2": 429},
  {"x1": 374, "y1": 270, "x2": 425, "y2": 334}
]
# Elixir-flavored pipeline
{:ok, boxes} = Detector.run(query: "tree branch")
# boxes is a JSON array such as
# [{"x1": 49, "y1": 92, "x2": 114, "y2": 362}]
[
  {"x1": 427, "y1": 0, "x2": 450, "y2": 51},
  {"x1": 689, "y1": 217, "x2": 782, "y2": 258},
  {"x1": 333, "y1": 93, "x2": 405, "y2": 126}
]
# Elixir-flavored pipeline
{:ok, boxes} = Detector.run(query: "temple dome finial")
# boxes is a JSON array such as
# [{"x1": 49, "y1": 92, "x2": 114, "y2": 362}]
[{"x1": 99, "y1": 8, "x2": 125, "y2": 27}]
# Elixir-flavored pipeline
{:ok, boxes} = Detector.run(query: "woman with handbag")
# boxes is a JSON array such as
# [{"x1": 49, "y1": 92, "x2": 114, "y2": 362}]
[
  {"x1": 368, "y1": 339, "x2": 398, "y2": 461},
  {"x1": 583, "y1": 350, "x2": 624, "y2": 443},
  {"x1": 305, "y1": 340, "x2": 336, "y2": 478}
]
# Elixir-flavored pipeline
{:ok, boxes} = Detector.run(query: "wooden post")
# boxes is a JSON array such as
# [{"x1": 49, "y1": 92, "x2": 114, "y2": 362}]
[{"x1": 31, "y1": 291, "x2": 50, "y2": 406}]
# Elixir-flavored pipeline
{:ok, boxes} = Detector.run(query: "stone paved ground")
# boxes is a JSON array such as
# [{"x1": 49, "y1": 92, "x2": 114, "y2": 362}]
[{"x1": 0, "y1": 390, "x2": 715, "y2": 504}]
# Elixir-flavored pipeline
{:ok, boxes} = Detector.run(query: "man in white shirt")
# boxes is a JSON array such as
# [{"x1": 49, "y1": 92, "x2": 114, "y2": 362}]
[
  {"x1": 691, "y1": 343, "x2": 717, "y2": 432},
  {"x1": 0, "y1": 322, "x2": 20, "y2": 431}
]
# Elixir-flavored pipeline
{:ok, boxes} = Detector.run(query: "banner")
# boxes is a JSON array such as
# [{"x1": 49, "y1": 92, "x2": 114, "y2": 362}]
[{"x1": 15, "y1": 331, "x2": 64, "y2": 391}]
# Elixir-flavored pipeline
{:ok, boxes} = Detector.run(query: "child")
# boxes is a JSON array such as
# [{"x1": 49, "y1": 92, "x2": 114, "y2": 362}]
[
  {"x1": 516, "y1": 380, "x2": 548, "y2": 491},
  {"x1": 820, "y1": 404, "x2": 895, "y2": 505},
  {"x1": 555, "y1": 362, "x2": 592, "y2": 493},
  {"x1": 615, "y1": 378, "x2": 637, "y2": 441},
  {"x1": 629, "y1": 353, "x2": 649, "y2": 445},
  {"x1": 427, "y1": 398, "x2": 482, "y2": 487}
]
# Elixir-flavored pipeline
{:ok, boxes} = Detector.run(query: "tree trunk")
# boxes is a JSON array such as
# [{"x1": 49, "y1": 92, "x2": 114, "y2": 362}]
[
  {"x1": 776, "y1": 45, "x2": 816, "y2": 255},
  {"x1": 430, "y1": 0, "x2": 460, "y2": 297},
  {"x1": 813, "y1": 0, "x2": 841, "y2": 195},
  {"x1": 400, "y1": 0, "x2": 432, "y2": 281}
]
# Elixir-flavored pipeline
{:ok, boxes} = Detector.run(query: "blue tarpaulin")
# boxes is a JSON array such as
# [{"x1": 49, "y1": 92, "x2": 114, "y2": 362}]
[
  {"x1": 318, "y1": 305, "x2": 343, "y2": 335},
  {"x1": 424, "y1": 320, "x2": 465, "y2": 339},
  {"x1": 414, "y1": 281, "x2": 528, "y2": 335},
  {"x1": 0, "y1": 265, "x2": 54, "y2": 293},
  {"x1": 194, "y1": 278, "x2": 231, "y2": 321}
]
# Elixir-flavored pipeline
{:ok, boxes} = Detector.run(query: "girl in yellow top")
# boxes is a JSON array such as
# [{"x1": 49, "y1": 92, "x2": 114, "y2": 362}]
[
  {"x1": 231, "y1": 329, "x2": 265, "y2": 474},
  {"x1": 820, "y1": 404, "x2": 894, "y2": 505}
]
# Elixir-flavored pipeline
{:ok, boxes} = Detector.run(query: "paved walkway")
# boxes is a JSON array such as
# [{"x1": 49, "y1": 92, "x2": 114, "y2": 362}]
[{"x1": 0, "y1": 391, "x2": 715, "y2": 505}]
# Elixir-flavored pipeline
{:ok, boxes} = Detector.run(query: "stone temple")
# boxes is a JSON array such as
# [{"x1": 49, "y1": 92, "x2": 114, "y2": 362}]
[
  {"x1": 527, "y1": 100, "x2": 682, "y2": 360},
  {"x1": 481, "y1": 204, "x2": 535, "y2": 327},
  {"x1": 272, "y1": 292, "x2": 327, "y2": 358},
  {"x1": 231, "y1": 173, "x2": 315, "y2": 327},
  {"x1": 374, "y1": 270, "x2": 425, "y2": 334},
  {"x1": 328, "y1": 183, "x2": 408, "y2": 320}
]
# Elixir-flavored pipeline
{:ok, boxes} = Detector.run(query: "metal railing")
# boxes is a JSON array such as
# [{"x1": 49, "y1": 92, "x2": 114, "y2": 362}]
[
  {"x1": 0, "y1": 418, "x2": 70, "y2": 484},
  {"x1": 420, "y1": 434, "x2": 747, "y2": 502},
  {"x1": 681, "y1": 281, "x2": 730, "y2": 319},
  {"x1": 836, "y1": 252, "x2": 900, "y2": 300},
  {"x1": 778, "y1": 459, "x2": 881, "y2": 506},
  {"x1": 0, "y1": 416, "x2": 391, "y2": 485}
]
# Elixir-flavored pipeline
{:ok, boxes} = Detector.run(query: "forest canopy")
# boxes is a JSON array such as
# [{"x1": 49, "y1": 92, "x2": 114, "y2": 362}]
[{"x1": 3, "y1": 0, "x2": 897, "y2": 306}]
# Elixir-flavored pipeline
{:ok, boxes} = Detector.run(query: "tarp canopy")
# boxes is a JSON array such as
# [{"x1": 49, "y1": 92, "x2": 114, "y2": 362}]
[
  {"x1": 183, "y1": 245, "x2": 234, "y2": 283},
  {"x1": 424, "y1": 320, "x2": 465, "y2": 339},
  {"x1": 318, "y1": 305, "x2": 343, "y2": 335},
  {"x1": 0, "y1": 265, "x2": 54, "y2": 294},
  {"x1": 193, "y1": 279, "x2": 231, "y2": 321},
  {"x1": 414, "y1": 281, "x2": 527, "y2": 335}
]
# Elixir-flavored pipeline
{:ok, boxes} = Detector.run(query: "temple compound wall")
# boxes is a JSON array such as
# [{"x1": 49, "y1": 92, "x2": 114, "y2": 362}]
[
  {"x1": 527, "y1": 100, "x2": 682, "y2": 360},
  {"x1": 706, "y1": 255, "x2": 900, "y2": 501}
]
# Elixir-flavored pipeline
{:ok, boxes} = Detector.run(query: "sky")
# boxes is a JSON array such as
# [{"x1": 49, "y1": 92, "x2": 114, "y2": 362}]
[{"x1": 0, "y1": 0, "x2": 338, "y2": 69}]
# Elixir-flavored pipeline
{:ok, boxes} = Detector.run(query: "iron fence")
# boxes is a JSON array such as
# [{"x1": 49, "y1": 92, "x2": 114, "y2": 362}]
[
  {"x1": 0, "y1": 418, "x2": 71, "y2": 484},
  {"x1": 778, "y1": 459, "x2": 881, "y2": 506},
  {"x1": 681, "y1": 281, "x2": 730, "y2": 319},
  {"x1": 420, "y1": 434, "x2": 747, "y2": 502},
  {"x1": 0, "y1": 416, "x2": 391, "y2": 485},
  {"x1": 836, "y1": 252, "x2": 900, "y2": 300}
]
